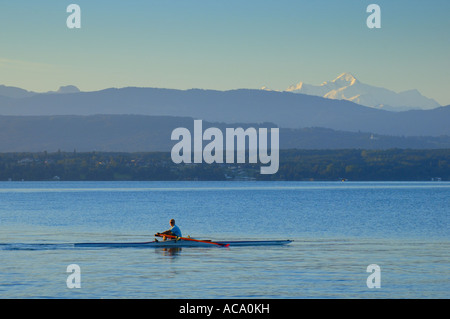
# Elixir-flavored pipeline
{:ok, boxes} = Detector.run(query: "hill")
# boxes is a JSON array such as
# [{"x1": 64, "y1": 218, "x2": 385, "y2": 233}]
[
  {"x1": 0, "y1": 114, "x2": 449, "y2": 152},
  {"x1": 0, "y1": 87, "x2": 449, "y2": 136}
]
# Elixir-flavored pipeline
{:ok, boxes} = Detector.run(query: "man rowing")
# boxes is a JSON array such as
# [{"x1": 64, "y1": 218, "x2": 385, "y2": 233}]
[{"x1": 156, "y1": 219, "x2": 182, "y2": 240}]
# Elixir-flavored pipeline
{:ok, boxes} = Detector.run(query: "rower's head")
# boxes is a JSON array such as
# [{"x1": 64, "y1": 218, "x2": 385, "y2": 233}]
[{"x1": 170, "y1": 219, "x2": 175, "y2": 226}]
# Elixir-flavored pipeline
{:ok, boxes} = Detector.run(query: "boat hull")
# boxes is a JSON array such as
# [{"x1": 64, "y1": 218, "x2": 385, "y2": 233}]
[{"x1": 74, "y1": 239, "x2": 292, "y2": 248}]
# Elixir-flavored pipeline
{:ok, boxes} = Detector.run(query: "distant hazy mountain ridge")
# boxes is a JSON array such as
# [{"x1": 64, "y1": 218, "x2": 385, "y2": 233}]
[
  {"x1": 0, "y1": 84, "x2": 80, "y2": 98},
  {"x1": 0, "y1": 83, "x2": 448, "y2": 137},
  {"x1": 0, "y1": 114, "x2": 448, "y2": 152}
]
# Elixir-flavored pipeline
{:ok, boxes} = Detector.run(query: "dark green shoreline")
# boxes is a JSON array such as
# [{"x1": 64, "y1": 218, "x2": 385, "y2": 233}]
[{"x1": 0, "y1": 149, "x2": 448, "y2": 182}]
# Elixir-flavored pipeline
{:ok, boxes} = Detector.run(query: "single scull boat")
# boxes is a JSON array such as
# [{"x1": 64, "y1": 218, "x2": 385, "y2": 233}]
[
  {"x1": 155, "y1": 233, "x2": 230, "y2": 247},
  {"x1": 74, "y1": 237, "x2": 292, "y2": 248}
]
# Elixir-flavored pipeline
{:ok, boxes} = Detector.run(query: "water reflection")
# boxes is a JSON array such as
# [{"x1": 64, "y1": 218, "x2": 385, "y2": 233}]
[{"x1": 156, "y1": 247, "x2": 183, "y2": 257}]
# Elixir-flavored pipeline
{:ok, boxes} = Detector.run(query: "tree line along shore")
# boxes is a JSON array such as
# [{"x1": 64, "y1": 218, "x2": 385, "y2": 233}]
[{"x1": 0, "y1": 149, "x2": 448, "y2": 182}]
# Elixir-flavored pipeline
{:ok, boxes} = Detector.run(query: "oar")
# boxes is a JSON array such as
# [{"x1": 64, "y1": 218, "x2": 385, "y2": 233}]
[{"x1": 155, "y1": 233, "x2": 229, "y2": 247}]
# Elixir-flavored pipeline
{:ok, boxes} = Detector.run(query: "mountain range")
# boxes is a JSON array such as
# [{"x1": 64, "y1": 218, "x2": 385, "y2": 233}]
[
  {"x1": 0, "y1": 84, "x2": 80, "y2": 99},
  {"x1": 263, "y1": 72, "x2": 441, "y2": 111},
  {"x1": 0, "y1": 114, "x2": 448, "y2": 152},
  {"x1": 0, "y1": 86, "x2": 448, "y2": 137}
]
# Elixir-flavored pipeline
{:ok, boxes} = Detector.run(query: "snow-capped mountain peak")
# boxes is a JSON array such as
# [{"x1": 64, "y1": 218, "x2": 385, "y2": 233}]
[
  {"x1": 281, "y1": 73, "x2": 440, "y2": 111},
  {"x1": 331, "y1": 72, "x2": 358, "y2": 86}
]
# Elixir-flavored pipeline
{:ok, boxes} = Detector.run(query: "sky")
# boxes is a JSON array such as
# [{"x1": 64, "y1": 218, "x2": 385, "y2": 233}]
[{"x1": 0, "y1": 0, "x2": 449, "y2": 105}]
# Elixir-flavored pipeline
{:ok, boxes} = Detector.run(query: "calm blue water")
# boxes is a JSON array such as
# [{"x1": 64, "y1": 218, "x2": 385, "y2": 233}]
[{"x1": 0, "y1": 181, "x2": 448, "y2": 298}]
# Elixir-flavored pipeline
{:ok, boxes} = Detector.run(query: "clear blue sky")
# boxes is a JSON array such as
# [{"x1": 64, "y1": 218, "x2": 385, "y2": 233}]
[{"x1": 1, "y1": 0, "x2": 449, "y2": 105}]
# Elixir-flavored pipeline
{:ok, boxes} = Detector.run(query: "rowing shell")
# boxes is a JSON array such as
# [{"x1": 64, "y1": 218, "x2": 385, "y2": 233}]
[
  {"x1": 155, "y1": 233, "x2": 229, "y2": 247},
  {"x1": 74, "y1": 239, "x2": 292, "y2": 248}
]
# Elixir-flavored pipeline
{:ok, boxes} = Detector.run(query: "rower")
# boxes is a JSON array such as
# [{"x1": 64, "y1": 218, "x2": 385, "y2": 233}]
[{"x1": 156, "y1": 219, "x2": 182, "y2": 241}]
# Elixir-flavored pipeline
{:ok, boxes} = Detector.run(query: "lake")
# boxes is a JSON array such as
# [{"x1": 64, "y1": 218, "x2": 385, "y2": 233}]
[{"x1": 0, "y1": 181, "x2": 448, "y2": 298}]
